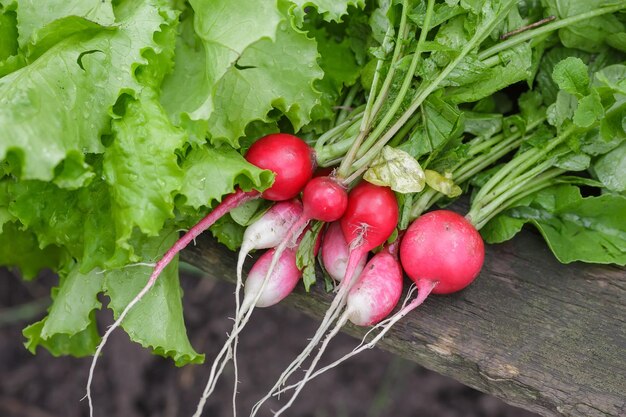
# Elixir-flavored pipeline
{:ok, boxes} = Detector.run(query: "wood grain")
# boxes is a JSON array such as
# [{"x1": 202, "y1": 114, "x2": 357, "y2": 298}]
[{"x1": 181, "y1": 229, "x2": 626, "y2": 417}]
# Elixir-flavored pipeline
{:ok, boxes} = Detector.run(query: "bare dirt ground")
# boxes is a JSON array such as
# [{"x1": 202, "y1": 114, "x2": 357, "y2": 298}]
[{"x1": 0, "y1": 267, "x2": 539, "y2": 417}]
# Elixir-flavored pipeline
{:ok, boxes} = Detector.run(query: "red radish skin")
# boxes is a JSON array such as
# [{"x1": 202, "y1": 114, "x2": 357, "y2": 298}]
[
  {"x1": 87, "y1": 134, "x2": 314, "y2": 417},
  {"x1": 340, "y1": 181, "x2": 399, "y2": 253},
  {"x1": 400, "y1": 210, "x2": 484, "y2": 294},
  {"x1": 321, "y1": 221, "x2": 366, "y2": 282},
  {"x1": 272, "y1": 247, "x2": 403, "y2": 415},
  {"x1": 251, "y1": 181, "x2": 398, "y2": 417},
  {"x1": 246, "y1": 133, "x2": 316, "y2": 201},
  {"x1": 301, "y1": 176, "x2": 348, "y2": 222}
]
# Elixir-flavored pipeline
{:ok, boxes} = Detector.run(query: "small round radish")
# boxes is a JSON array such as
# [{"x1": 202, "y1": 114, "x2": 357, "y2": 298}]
[
  {"x1": 246, "y1": 133, "x2": 316, "y2": 201},
  {"x1": 400, "y1": 210, "x2": 484, "y2": 294},
  {"x1": 321, "y1": 221, "x2": 366, "y2": 282},
  {"x1": 87, "y1": 133, "x2": 314, "y2": 417},
  {"x1": 340, "y1": 181, "x2": 399, "y2": 254},
  {"x1": 301, "y1": 176, "x2": 348, "y2": 222}
]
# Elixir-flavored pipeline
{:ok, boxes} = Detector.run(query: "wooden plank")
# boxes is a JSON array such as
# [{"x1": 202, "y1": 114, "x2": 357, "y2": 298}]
[{"x1": 181, "y1": 229, "x2": 626, "y2": 417}]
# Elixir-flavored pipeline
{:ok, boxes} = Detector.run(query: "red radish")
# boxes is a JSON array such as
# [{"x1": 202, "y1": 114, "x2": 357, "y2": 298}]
[
  {"x1": 251, "y1": 181, "x2": 398, "y2": 417},
  {"x1": 193, "y1": 245, "x2": 303, "y2": 416},
  {"x1": 234, "y1": 199, "x2": 303, "y2": 345},
  {"x1": 321, "y1": 221, "x2": 366, "y2": 282},
  {"x1": 270, "y1": 245, "x2": 404, "y2": 415},
  {"x1": 86, "y1": 133, "x2": 314, "y2": 416},
  {"x1": 301, "y1": 176, "x2": 349, "y2": 222},
  {"x1": 400, "y1": 210, "x2": 484, "y2": 294},
  {"x1": 246, "y1": 133, "x2": 316, "y2": 201}
]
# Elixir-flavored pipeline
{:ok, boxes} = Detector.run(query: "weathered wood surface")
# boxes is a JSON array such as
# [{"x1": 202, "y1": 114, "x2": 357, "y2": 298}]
[{"x1": 182, "y1": 229, "x2": 626, "y2": 417}]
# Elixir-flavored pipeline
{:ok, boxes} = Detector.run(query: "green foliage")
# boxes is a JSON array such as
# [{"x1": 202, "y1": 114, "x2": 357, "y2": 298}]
[
  {"x1": 296, "y1": 221, "x2": 324, "y2": 292},
  {"x1": 482, "y1": 185, "x2": 626, "y2": 265}
]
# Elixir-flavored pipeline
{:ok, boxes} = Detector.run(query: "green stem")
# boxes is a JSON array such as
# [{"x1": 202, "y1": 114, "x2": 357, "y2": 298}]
[
  {"x1": 468, "y1": 160, "x2": 563, "y2": 227},
  {"x1": 410, "y1": 134, "x2": 525, "y2": 220},
  {"x1": 337, "y1": 3, "x2": 410, "y2": 179},
  {"x1": 348, "y1": 0, "x2": 435, "y2": 175},
  {"x1": 472, "y1": 168, "x2": 565, "y2": 230},
  {"x1": 346, "y1": 0, "x2": 517, "y2": 183},
  {"x1": 478, "y1": 3, "x2": 626, "y2": 61},
  {"x1": 410, "y1": 187, "x2": 438, "y2": 219},
  {"x1": 335, "y1": 84, "x2": 360, "y2": 125},
  {"x1": 479, "y1": 125, "x2": 574, "y2": 207},
  {"x1": 316, "y1": 138, "x2": 357, "y2": 166},
  {"x1": 388, "y1": 112, "x2": 421, "y2": 148},
  {"x1": 368, "y1": 5, "x2": 413, "y2": 122},
  {"x1": 481, "y1": 32, "x2": 552, "y2": 68},
  {"x1": 315, "y1": 112, "x2": 363, "y2": 158},
  {"x1": 409, "y1": 118, "x2": 545, "y2": 220}
]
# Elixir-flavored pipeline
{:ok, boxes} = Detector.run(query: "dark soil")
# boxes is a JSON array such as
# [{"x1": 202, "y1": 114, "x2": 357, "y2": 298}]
[{"x1": 0, "y1": 267, "x2": 540, "y2": 417}]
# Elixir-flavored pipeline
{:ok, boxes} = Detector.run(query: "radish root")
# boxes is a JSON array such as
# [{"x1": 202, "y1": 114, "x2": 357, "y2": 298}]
[
  {"x1": 249, "y1": 249, "x2": 366, "y2": 416},
  {"x1": 193, "y1": 219, "x2": 307, "y2": 417},
  {"x1": 274, "y1": 282, "x2": 434, "y2": 400},
  {"x1": 86, "y1": 190, "x2": 258, "y2": 417}
]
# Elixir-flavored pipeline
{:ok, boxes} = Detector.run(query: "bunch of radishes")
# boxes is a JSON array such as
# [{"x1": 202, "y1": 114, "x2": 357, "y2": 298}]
[{"x1": 85, "y1": 131, "x2": 485, "y2": 416}]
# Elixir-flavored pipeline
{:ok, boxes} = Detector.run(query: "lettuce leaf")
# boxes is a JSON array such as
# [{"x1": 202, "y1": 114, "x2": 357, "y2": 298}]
[
  {"x1": 0, "y1": 0, "x2": 175, "y2": 181},
  {"x1": 161, "y1": 0, "x2": 324, "y2": 147},
  {"x1": 24, "y1": 229, "x2": 204, "y2": 365}
]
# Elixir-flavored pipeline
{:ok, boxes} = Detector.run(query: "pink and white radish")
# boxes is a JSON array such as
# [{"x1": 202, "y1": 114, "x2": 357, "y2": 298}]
[
  {"x1": 193, "y1": 177, "x2": 350, "y2": 417},
  {"x1": 251, "y1": 181, "x2": 398, "y2": 416},
  {"x1": 233, "y1": 199, "x2": 303, "y2": 339},
  {"x1": 193, "y1": 199, "x2": 302, "y2": 412},
  {"x1": 321, "y1": 221, "x2": 367, "y2": 283},
  {"x1": 241, "y1": 246, "x2": 302, "y2": 310},
  {"x1": 193, "y1": 244, "x2": 303, "y2": 416},
  {"x1": 86, "y1": 133, "x2": 314, "y2": 416},
  {"x1": 269, "y1": 244, "x2": 404, "y2": 415}
]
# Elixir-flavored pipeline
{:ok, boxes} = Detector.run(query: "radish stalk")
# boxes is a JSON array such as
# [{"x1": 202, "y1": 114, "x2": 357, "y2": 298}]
[{"x1": 86, "y1": 188, "x2": 258, "y2": 417}]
